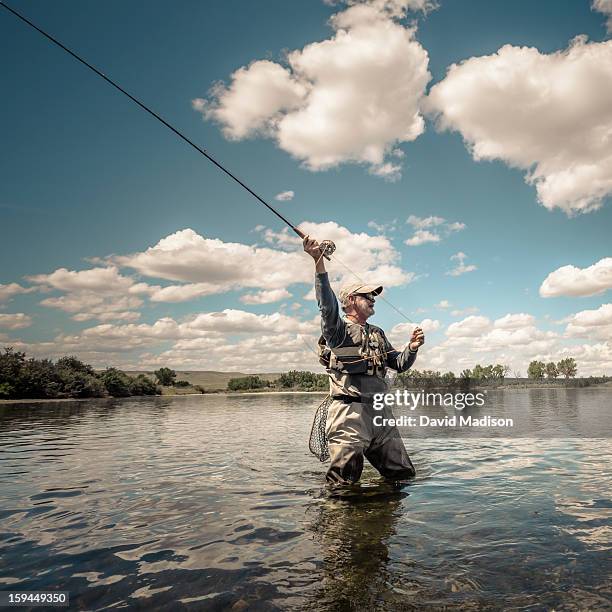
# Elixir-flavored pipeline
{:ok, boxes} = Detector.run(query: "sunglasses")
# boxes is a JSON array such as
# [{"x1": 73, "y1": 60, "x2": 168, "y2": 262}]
[{"x1": 354, "y1": 292, "x2": 376, "y2": 302}]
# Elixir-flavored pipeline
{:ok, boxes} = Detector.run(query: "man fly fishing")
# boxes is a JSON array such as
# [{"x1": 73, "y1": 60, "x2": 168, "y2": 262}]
[{"x1": 304, "y1": 235, "x2": 425, "y2": 485}]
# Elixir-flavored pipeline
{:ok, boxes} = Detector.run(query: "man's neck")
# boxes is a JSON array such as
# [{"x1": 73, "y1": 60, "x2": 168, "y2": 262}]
[{"x1": 346, "y1": 314, "x2": 367, "y2": 325}]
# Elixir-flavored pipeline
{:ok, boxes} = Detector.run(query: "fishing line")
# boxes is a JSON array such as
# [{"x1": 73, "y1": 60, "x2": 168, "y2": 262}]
[{"x1": 329, "y1": 251, "x2": 415, "y2": 325}]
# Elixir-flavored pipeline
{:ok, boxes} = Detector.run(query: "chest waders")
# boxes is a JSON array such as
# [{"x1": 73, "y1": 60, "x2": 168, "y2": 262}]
[{"x1": 308, "y1": 321, "x2": 388, "y2": 462}]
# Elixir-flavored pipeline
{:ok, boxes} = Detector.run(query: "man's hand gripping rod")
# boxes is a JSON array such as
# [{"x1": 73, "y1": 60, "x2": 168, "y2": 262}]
[{"x1": 293, "y1": 228, "x2": 336, "y2": 260}]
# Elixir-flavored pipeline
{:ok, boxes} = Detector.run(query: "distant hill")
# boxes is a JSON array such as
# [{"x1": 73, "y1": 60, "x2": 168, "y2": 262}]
[{"x1": 125, "y1": 370, "x2": 281, "y2": 391}]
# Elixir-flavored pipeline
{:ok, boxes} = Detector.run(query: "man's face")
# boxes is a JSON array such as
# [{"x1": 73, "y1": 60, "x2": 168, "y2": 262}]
[{"x1": 350, "y1": 292, "x2": 376, "y2": 319}]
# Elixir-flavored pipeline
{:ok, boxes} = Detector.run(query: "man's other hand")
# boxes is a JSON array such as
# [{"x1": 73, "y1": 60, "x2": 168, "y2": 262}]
[{"x1": 409, "y1": 326, "x2": 425, "y2": 351}]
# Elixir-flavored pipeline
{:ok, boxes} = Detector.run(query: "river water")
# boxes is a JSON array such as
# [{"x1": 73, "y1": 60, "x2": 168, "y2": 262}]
[{"x1": 1, "y1": 390, "x2": 611, "y2": 610}]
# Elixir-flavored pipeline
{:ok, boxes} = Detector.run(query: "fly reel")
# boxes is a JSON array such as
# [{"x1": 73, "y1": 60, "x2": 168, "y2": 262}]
[{"x1": 319, "y1": 239, "x2": 336, "y2": 260}]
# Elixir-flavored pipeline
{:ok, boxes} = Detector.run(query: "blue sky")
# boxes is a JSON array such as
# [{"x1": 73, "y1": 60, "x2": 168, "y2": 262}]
[{"x1": 1, "y1": 0, "x2": 611, "y2": 375}]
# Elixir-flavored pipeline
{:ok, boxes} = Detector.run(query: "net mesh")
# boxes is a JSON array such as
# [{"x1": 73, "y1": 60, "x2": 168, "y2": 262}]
[{"x1": 309, "y1": 395, "x2": 332, "y2": 462}]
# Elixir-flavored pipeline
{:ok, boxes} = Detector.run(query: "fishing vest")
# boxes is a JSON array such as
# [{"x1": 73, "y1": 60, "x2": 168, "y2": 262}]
[{"x1": 318, "y1": 320, "x2": 388, "y2": 377}]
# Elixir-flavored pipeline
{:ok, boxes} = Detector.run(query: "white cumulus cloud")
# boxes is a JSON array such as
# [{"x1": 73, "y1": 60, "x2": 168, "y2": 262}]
[
  {"x1": 260, "y1": 221, "x2": 416, "y2": 289},
  {"x1": 26, "y1": 266, "x2": 145, "y2": 322},
  {"x1": 0, "y1": 283, "x2": 36, "y2": 302},
  {"x1": 26, "y1": 266, "x2": 134, "y2": 293},
  {"x1": 564, "y1": 303, "x2": 612, "y2": 341},
  {"x1": 540, "y1": 257, "x2": 612, "y2": 297},
  {"x1": 405, "y1": 230, "x2": 440, "y2": 246},
  {"x1": 115, "y1": 228, "x2": 310, "y2": 295},
  {"x1": 446, "y1": 252, "x2": 477, "y2": 277},
  {"x1": 197, "y1": 1, "x2": 431, "y2": 178},
  {"x1": 116, "y1": 224, "x2": 414, "y2": 303},
  {"x1": 40, "y1": 294, "x2": 143, "y2": 322},
  {"x1": 388, "y1": 318, "x2": 440, "y2": 347},
  {"x1": 494, "y1": 313, "x2": 536, "y2": 330},
  {"x1": 0, "y1": 313, "x2": 32, "y2": 330},
  {"x1": 2, "y1": 309, "x2": 321, "y2": 372},
  {"x1": 407, "y1": 214, "x2": 445, "y2": 229},
  {"x1": 274, "y1": 190, "x2": 295, "y2": 201},
  {"x1": 240, "y1": 289, "x2": 292, "y2": 305},
  {"x1": 426, "y1": 37, "x2": 612, "y2": 214},
  {"x1": 446, "y1": 315, "x2": 491, "y2": 338},
  {"x1": 450, "y1": 306, "x2": 479, "y2": 317},
  {"x1": 194, "y1": 61, "x2": 307, "y2": 140},
  {"x1": 593, "y1": 0, "x2": 612, "y2": 32},
  {"x1": 404, "y1": 215, "x2": 465, "y2": 246},
  {"x1": 420, "y1": 312, "x2": 564, "y2": 375}
]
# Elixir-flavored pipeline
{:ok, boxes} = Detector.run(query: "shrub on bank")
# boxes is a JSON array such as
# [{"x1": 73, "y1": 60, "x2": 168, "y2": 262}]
[
  {"x1": 128, "y1": 374, "x2": 160, "y2": 396},
  {"x1": 227, "y1": 375, "x2": 269, "y2": 391},
  {"x1": 0, "y1": 348, "x2": 160, "y2": 399},
  {"x1": 99, "y1": 368, "x2": 133, "y2": 397},
  {"x1": 226, "y1": 371, "x2": 328, "y2": 391},
  {"x1": 277, "y1": 370, "x2": 327, "y2": 390}
]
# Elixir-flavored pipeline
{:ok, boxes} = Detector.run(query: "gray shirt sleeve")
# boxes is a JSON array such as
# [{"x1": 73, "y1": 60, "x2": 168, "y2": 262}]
[{"x1": 315, "y1": 272, "x2": 346, "y2": 348}]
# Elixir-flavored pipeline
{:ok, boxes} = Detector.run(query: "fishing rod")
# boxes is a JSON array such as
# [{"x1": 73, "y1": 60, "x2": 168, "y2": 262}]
[{"x1": 0, "y1": 1, "x2": 336, "y2": 259}]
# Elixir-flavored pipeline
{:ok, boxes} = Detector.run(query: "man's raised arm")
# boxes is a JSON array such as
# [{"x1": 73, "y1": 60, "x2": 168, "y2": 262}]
[{"x1": 303, "y1": 235, "x2": 344, "y2": 346}]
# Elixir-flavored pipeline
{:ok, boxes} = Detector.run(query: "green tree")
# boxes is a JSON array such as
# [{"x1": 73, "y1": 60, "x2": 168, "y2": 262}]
[
  {"x1": 0, "y1": 348, "x2": 157, "y2": 399},
  {"x1": 471, "y1": 364, "x2": 485, "y2": 380},
  {"x1": 557, "y1": 357, "x2": 577, "y2": 378},
  {"x1": 545, "y1": 362, "x2": 559, "y2": 379},
  {"x1": 15, "y1": 358, "x2": 62, "y2": 398},
  {"x1": 422, "y1": 370, "x2": 443, "y2": 387},
  {"x1": 57, "y1": 368, "x2": 106, "y2": 398},
  {"x1": 227, "y1": 375, "x2": 268, "y2": 391},
  {"x1": 492, "y1": 364, "x2": 508, "y2": 380},
  {"x1": 129, "y1": 374, "x2": 160, "y2": 396},
  {"x1": 482, "y1": 365, "x2": 494, "y2": 380},
  {"x1": 0, "y1": 382, "x2": 14, "y2": 398},
  {"x1": 0, "y1": 347, "x2": 26, "y2": 385},
  {"x1": 440, "y1": 371, "x2": 456, "y2": 386},
  {"x1": 56, "y1": 356, "x2": 95, "y2": 376},
  {"x1": 100, "y1": 368, "x2": 133, "y2": 397},
  {"x1": 154, "y1": 367, "x2": 177, "y2": 386},
  {"x1": 56, "y1": 355, "x2": 105, "y2": 398},
  {"x1": 277, "y1": 370, "x2": 327, "y2": 390},
  {"x1": 460, "y1": 368, "x2": 472, "y2": 379},
  {"x1": 527, "y1": 360, "x2": 546, "y2": 380}
]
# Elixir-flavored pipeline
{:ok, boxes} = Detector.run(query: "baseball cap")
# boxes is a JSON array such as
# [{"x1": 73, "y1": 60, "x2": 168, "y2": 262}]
[{"x1": 338, "y1": 282, "x2": 383, "y2": 304}]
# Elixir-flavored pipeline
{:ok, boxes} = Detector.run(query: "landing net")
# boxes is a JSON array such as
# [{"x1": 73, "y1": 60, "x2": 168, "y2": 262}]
[{"x1": 308, "y1": 395, "x2": 331, "y2": 462}]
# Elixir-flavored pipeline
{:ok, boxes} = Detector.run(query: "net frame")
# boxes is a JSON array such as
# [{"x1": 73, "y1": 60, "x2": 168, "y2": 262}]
[{"x1": 308, "y1": 395, "x2": 332, "y2": 462}]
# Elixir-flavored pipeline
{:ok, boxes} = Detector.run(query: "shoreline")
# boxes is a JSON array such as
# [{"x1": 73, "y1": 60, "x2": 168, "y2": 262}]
[{"x1": 0, "y1": 390, "x2": 329, "y2": 405}]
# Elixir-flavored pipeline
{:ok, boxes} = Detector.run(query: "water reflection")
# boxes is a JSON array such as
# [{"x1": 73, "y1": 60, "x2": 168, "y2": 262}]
[{"x1": 307, "y1": 483, "x2": 407, "y2": 610}]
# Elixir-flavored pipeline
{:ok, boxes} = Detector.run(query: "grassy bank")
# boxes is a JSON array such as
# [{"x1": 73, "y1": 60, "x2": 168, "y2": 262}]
[{"x1": 126, "y1": 370, "x2": 281, "y2": 392}]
